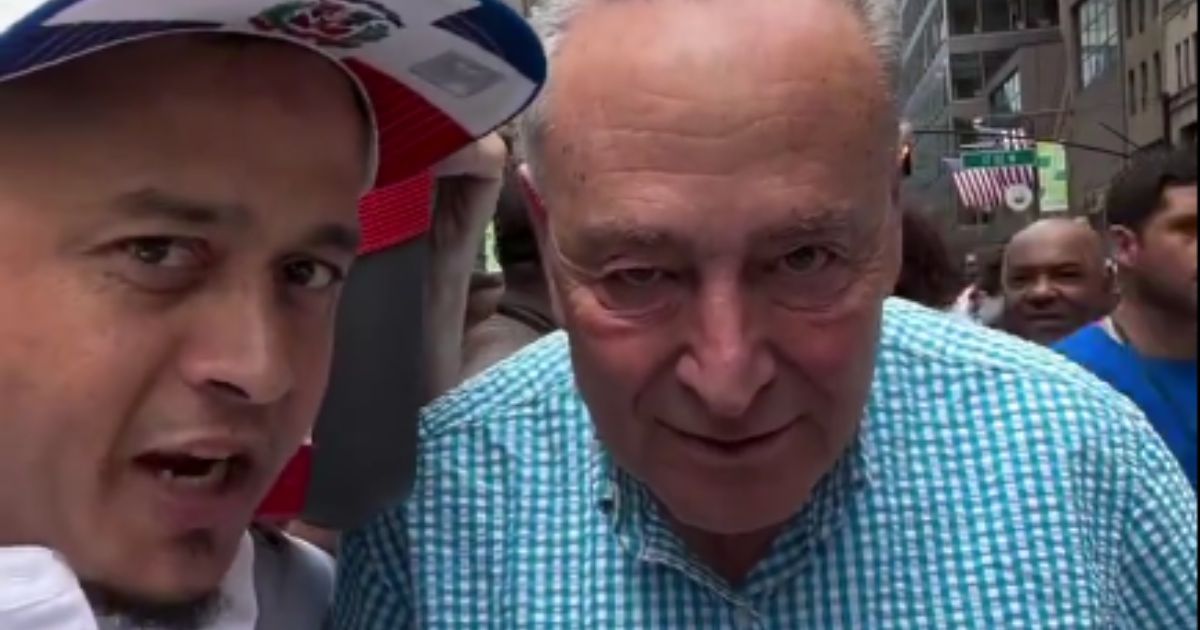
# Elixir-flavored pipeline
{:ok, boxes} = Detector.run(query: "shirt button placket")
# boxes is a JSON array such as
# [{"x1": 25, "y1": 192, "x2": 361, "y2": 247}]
[{"x1": 733, "y1": 607, "x2": 759, "y2": 630}]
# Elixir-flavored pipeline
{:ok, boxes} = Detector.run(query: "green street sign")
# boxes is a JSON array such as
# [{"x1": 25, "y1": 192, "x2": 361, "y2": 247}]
[{"x1": 962, "y1": 149, "x2": 1037, "y2": 169}]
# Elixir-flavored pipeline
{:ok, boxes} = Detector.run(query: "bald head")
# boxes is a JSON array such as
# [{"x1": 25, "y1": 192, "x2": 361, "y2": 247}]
[{"x1": 1003, "y1": 219, "x2": 1113, "y2": 345}]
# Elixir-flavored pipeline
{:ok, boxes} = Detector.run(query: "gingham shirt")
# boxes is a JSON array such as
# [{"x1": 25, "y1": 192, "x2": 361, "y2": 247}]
[{"x1": 333, "y1": 300, "x2": 1198, "y2": 629}]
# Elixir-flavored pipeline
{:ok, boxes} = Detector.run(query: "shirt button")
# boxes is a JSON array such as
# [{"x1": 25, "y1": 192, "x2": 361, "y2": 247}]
[{"x1": 733, "y1": 608, "x2": 758, "y2": 630}]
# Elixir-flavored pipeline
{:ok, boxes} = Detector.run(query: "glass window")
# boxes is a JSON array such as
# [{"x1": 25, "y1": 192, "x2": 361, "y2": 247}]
[
  {"x1": 982, "y1": 0, "x2": 1012, "y2": 31},
  {"x1": 1125, "y1": 0, "x2": 1134, "y2": 37},
  {"x1": 1129, "y1": 68, "x2": 1138, "y2": 113},
  {"x1": 1026, "y1": 0, "x2": 1060, "y2": 28},
  {"x1": 983, "y1": 50, "x2": 1015, "y2": 83},
  {"x1": 1138, "y1": 0, "x2": 1145, "y2": 33},
  {"x1": 951, "y1": 53, "x2": 985, "y2": 99},
  {"x1": 1141, "y1": 60, "x2": 1149, "y2": 111},
  {"x1": 949, "y1": 0, "x2": 980, "y2": 35},
  {"x1": 1078, "y1": 0, "x2": 1119, "y2": 87},
  {"x1": 990, "y1": 71, "x2": 1023, "y2": 113},
  {"x1": 1178, "y1": 43, "x2": 1184, "y2": 91},
  {"x1": 1154, "y1": 52, "x2": 1162, "y2": 97}
]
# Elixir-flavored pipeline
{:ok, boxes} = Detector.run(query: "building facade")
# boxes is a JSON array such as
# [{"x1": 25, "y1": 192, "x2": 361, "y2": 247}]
[
  {"x1": 900, "y1": 0, "x2": 1065, "y2": 256},
  {"x1": 1163, "y1": 0, "x2": 1198, "y2": 145}
]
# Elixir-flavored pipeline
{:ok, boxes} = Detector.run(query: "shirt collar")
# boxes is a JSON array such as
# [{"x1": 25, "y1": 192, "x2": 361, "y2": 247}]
[{"x1": 588, "y1": 419, "x2": 877, "y2": 599}]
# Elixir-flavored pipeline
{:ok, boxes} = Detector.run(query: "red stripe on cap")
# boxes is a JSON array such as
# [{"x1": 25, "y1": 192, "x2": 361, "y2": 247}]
[
  {"x1": 343, "y1": 58, "x2": 474, "y2": 187},
  {"x1": 358, "y1": 170, "x2": 434, "y2": 255}
]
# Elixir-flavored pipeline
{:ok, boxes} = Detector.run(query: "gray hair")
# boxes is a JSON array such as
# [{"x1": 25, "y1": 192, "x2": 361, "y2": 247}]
[{"x1": 517, "y1": 0, "x2": 902, "y2": 184}]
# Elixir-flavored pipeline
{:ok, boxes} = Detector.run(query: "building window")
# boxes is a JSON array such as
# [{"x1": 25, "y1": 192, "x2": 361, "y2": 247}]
[
  {"x1": 1177, "y1": 43, "x2": 1184, "y2": 91},
  {"x1": 1154, "y1": 52, "x2": 1162, "y2": 98},
  {"x1": 951, "y1": 53, "x2": 985, "y2": 99},
  {"x1": 949, "y1": 0, "x2": 980, "y2": 35},
  {"x1": 1079, "y1": 0, "x2": 1119, "y2": 87},
  {"x1": 1026, "y1": 0, "x2": 1060, "y2": 28},
  {"x1": 1125, "y1": 0, "x2": 1134, "y2": 37},
  {"x1": 1138, "y1": 0, "x2": 1146, "y2": 33},
  {"x1": 1130, "y1": 68, "x2": 1138, "y2": 113},
  {"x1": 1141, "y1": 60, "x2": 1149, "y2": 111},
  {"x1": 991, "y1": 71, "x2": 1023, "y2": 113},
  {"x1": 1187, "y1": 38, "x2": 1194, "y2": 86}
]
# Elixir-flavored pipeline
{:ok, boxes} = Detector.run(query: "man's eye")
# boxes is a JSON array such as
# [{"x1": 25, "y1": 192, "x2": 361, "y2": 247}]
[
  {"x1": 612, "y1": 267, "x2": 666, "y2": 287},
  {"x1": 281, "y1": 259, "x2": 344, "y2": 291},
  {"x1": 594, "y1": 266, "x2": 680, "y2": 315},
  {"x1": 124, "y1": 237, "x2": 201, "y2": 269},
  {"x1": 780, "y1": 246, "x2": 835, "y2": 274}
]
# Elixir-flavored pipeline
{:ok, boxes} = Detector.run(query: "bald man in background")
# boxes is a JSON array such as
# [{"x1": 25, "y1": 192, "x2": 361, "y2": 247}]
[{"x1": 1002, "y1": 218, "x2": 1115, "y2": 345}]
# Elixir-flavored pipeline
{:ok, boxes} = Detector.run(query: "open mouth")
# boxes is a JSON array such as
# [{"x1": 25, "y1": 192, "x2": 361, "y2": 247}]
[{"x1": 134, "y1": 452, "x2": 251, "y2": 491}]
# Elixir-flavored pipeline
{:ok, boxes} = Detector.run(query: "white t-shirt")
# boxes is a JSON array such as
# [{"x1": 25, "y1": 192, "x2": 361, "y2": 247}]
[
  {"x1": 0, "y1": 546, "x2": 97, "y2": 630},
  {"x1": 1, "y1": 531, "x2": 332, "y2": 630}
]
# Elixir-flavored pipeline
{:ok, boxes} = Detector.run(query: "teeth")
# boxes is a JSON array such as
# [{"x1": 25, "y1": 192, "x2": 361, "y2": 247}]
[{"x1": 156, "y1": 459, "x2": 230, "y2": 488}]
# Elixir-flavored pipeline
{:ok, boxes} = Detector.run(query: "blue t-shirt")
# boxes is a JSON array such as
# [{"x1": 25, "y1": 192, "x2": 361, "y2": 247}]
[{"x1": 1057, "y1": 324, "x2": 1197, "y2": 487}]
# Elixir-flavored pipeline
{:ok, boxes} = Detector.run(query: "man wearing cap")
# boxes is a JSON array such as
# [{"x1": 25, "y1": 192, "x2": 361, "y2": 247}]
[
  {"x1": 0, "y1": 1, "x2": 545, "y2": 628},
  {"x1": 334, "y1": 0, "x2": 1197, "y2": 627}
]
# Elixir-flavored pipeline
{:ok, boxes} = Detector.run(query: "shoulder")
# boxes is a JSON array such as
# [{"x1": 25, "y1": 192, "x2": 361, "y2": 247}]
[
  {"x1": 1054, "y1": 323, "x2": 1114, "y2": 364},
  {"x1": 251, "y1": 528, "x2": 335, "y2": 628},
  {"x1": 876, "y1": 300, "x2": 1157, "y2": 479},
  {"x1": 420, "y1": 331, "x2": 580, "y2": 441}
]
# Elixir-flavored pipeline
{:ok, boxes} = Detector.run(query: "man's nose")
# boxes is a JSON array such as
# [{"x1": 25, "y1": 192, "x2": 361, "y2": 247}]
[
  {"x1": 1025, "y1": 276, "x2": 1059, "y2": 305},
  {"x1": 178, "y1": 288, "x2": 295, "y2": 407},
  {"x1": 675, "y1": 282, "x2": 775, "y2": 419}
]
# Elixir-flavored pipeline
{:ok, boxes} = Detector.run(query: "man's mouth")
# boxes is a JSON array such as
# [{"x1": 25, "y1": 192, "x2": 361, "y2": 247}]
[
  {"x1": 133, "y1": 452, "x2": 251, "y2": 491},
  {"x1": 659, "y1": 420, "x2": 795, "y2": 458}
]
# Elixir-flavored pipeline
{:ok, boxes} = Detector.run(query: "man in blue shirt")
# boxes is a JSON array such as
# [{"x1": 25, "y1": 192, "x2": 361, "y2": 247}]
[
  {"x1": 334, "y1": 0, "x2": 1198, "y2": 627},
  {"x1": 1058, "y1": 147, "x2": 1197, "y2": 487}
]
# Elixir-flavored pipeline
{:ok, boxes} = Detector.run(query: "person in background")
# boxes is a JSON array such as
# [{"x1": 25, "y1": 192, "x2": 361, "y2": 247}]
[
  {"x1": 461, "y1": 166, "x2": 559, "y2": 378},
  {"x1": 1001, "y1": 218, "x2": 1114, "y2": 344},
  {"x1": 333, "y1": 0, "x2": 1197, "y2": 626},
  {"x1": 0, "y1": 2, "x2": 545, "y2": 628},
  {"x1": 951, "y1": 247, "x2": 1005, "y2": 326},
  {"x1": 893, "y1": 205, "x2": 964, "y2": 309},
  {"x1": 1057, "y1": 147, "x2": 1198, "y2": 487}
]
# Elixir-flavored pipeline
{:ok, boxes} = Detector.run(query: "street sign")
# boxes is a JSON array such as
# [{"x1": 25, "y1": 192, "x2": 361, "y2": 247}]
[{"x1": 962, "y1": 149, "x2": 1037, "y2": 169}]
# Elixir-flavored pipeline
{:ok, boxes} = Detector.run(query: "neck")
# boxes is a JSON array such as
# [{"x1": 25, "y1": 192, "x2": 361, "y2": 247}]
[
  {"x1": 672, "y1": 521, "x2": 785, "y2": 585},
  {"x1": 1112, "y1": 294, "x2": 1197, "y2": 361},
  {"x1": 501, "y1": 282, "x2": 553, "y2": 317}
]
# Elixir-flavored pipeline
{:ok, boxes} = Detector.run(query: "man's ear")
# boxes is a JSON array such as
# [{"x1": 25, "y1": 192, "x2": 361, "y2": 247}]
[
  {"x1": 517, "y1": 162, "x2": 565, "y2": 322},
  {"x1": 517, "y1": 162, "x2": 548, "y2": 238},
  {"x1": 1108, "y1": 224, "x2": 1140, "y2": 270}
]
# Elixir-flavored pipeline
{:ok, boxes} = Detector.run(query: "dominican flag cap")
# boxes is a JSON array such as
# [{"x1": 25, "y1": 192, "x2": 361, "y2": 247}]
[{"x1": 0, "y1": 0, "x2": 546, "y2": 189}]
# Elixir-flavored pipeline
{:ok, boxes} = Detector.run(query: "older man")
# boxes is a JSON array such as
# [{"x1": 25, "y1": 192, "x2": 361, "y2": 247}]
[
  {"x1": 334, "y1": 0, "x2": 1197, "y2": 627},
  {"x1": 1002, "y1": 218, "x2": 1115, "y2": 344},
  {"x1": 0, "y1": 1, "x2": 544, "y2": 628}
]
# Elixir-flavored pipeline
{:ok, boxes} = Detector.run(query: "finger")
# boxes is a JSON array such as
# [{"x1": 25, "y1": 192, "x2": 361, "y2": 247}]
[{"x1": 435, "y1": 133, "x2": 508, "y2": 180}]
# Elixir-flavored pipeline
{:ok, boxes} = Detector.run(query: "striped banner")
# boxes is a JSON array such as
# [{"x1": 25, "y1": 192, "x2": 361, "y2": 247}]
[{"x1": 948, "y1": 128, "x2": 1038, "y2": 212}]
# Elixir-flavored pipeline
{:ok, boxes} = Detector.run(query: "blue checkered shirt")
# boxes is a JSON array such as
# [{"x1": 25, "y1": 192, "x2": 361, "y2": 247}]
[{"x1": 333, "y1": 300, "x2": 1198, "y2": 629}]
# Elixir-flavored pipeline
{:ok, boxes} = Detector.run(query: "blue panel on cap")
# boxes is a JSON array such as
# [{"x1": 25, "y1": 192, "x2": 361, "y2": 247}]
[
  {"x1": 0, "y1": 21, "x2": 217, "y2": 79},
  {"x1": 432, "y1": 2, "x2": 546, "y2": 86}
]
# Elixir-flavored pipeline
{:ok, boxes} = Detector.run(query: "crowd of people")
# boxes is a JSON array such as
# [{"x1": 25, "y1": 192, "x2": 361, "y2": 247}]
[{"x1": 0, "y1": 0, "x2": 1195, "y2": 628}]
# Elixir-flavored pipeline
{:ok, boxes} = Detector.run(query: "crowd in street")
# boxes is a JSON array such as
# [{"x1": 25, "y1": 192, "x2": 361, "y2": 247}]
[{"x1": 0, "y1": 0, "x2": 1195, "y2": 628}]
